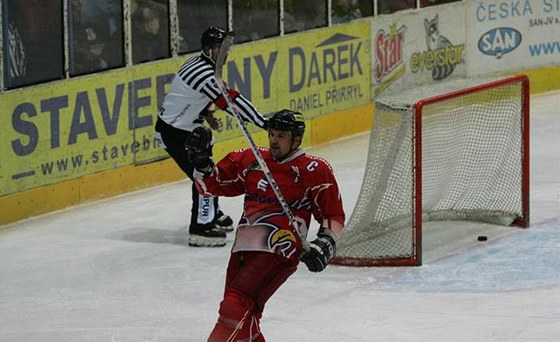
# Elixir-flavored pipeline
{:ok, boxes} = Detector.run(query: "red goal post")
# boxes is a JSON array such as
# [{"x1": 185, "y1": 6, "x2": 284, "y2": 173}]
[{"x1": 331, "y1": 75, "x2": 530, "y2": 267}]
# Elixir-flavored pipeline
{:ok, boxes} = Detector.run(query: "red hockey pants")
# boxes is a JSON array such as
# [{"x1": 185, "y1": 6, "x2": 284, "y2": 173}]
[{"x1": 208, "y1": 251, "x2": 297, "y2": 342}]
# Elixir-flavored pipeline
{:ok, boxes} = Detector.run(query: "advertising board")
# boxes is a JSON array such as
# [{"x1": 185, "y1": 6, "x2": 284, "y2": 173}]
[
  {"x1": 0, "y1": 21, "x2": 371, "y2": 197},
  {"x1": 372, "y1": 3, "x2": 467, "y2": 96},
  {"x1": 466, "y1": 0, "x2": 560, "y2": 75}
]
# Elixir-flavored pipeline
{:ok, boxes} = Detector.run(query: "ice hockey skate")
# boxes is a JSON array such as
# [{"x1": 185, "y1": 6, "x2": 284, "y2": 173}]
[{"x1": 188, "y1": 224, "x2": 226, "y2": 247}]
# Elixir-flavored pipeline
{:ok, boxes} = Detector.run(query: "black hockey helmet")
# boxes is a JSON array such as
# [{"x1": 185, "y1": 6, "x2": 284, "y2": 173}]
[
  {"x1": 201, "y1": 26, "x2": 228, "y2": 49},
  {"x1": 268, "y1": 109, "x2": 305, "y2": 138}
]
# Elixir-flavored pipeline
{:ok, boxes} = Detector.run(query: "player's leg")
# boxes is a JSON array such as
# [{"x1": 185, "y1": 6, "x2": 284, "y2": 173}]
[
  {"x1": 208, "y1": 290, "x2": 259, "y2": 342},
  {"x1": 208, "y1": 252, "x2": 297, "y2": 341}
]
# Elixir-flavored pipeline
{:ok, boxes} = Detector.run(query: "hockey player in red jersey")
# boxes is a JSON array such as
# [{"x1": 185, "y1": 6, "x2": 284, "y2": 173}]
[{"x1": 188, "y1": 109, "x2": 345, "y2": 341}]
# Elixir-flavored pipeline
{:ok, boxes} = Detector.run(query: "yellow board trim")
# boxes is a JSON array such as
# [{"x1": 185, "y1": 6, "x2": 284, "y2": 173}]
[
  {"x1": 517, "y1": 65, "x2": 560, "y2": 94},
  {"x1": 0, "y1": 159, "x2": 184, "y2": 225}
]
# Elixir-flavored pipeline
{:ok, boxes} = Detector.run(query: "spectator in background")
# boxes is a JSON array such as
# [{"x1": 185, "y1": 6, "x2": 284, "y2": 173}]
[
  {"x1": 284, "y1": 0, "x2": 327, "y2": 32},
  {"x1": 80, "y1": 0, "x2": 120, "y2": 37},
  {"x1": 357, "y1": 0, "x2": 373, "y2": 17},
  {"x1": 3, "y1": 0, "x2": 63, "y2": 88},
  {"x1": 232, "y1": 0, "x2": 251, "y2": 42},
  {"x1": 282, "y1": 7, "x2": 299, "y2": 34},
  {"x1": 69, "y1": 0, "x2": 108, "y2": 75},
  {"x1": 177, "y1": 0, "x2": 227, "y2": 53},
  {"x1": 232, "y1": 0, "x2": 279, "y2": 43},
  {"x1": 378, "y1": 0, "x2": 415, "y2": 14},
  {"x1": 422, "y1": 0, "x2": 461, "y2": 7},
  {"x1": 254, "y1": 0, "x2": 280, "y2": 39},
  {"x1": 81, "y1": 0, "x2": 124, "y2": 70},
  {"x1": 5, "y1": 18, "x2": 26, "y2": 83},
  {"x1": 132, "y1": 1, "x2": 169, "y2": 64},
  {"x1": 332, "y1": 0, "x2": 362, "y2": 24}
]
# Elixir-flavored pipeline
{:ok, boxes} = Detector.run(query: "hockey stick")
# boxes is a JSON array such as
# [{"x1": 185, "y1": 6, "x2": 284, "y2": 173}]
[{"x1": 215, "y1": 34, "x2": 310, "y2": 252}]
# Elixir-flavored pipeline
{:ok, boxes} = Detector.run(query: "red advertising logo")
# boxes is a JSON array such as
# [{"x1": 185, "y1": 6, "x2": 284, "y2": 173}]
[{"x1": 374, "y1": 24, "x2": 405, "y2": 82}]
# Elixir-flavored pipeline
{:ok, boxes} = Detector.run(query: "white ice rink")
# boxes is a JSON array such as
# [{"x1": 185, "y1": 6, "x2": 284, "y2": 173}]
[{"x1": 1, "y1": 91, "x2": 559, "y2": 342}]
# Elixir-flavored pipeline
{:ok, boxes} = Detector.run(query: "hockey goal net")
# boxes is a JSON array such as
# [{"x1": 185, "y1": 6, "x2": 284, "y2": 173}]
[{"x1": 332, "y1": 75, "x2": 530, "y2": 266}]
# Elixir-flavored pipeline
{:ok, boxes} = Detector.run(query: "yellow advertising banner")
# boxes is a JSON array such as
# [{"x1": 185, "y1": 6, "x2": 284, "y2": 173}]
[
  {"x1": 274, "y1": 21, "x2": 371, "y2": 117},
  {"x1": 1, "y1": 21, "x2": 371, "y2": 196},
  {"x1": 1, "y1": 59, "x2": 180, "y2": 196}
]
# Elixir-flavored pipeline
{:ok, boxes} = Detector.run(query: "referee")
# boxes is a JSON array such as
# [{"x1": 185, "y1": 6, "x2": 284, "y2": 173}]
[{"x1": 155, "y1": 26, "x2": 267, "y2": 247}]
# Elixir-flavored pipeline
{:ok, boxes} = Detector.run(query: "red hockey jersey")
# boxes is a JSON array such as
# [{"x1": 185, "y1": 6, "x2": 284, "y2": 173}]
[{"x1": 195, "y1": 148, "x2": 345, "y2": 261}]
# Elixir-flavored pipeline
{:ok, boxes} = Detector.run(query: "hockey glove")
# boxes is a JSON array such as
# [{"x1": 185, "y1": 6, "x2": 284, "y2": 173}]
[
  {"x1": 185, "y1": 127, "x2": 213, "y2": 172},
  {"x1": 193, "y1": 149, "x2": 213, "y2": 172},
  {"x1": 300, "y1": 234, "x2": 336, "y2": 273},
  {"x1": 186, "y1": 126, "x2": 212, "y2": 152}
]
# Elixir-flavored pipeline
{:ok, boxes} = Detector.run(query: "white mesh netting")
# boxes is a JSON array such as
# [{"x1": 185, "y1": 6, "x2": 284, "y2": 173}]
[{"x1": 334, "y1": 77, "x2": 528, "y2": 266}]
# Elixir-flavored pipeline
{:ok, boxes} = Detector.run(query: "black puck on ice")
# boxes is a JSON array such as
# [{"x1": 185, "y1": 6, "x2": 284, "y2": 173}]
[{"x1": 477, "y1": 235, "x2": 488, "y2": 241}]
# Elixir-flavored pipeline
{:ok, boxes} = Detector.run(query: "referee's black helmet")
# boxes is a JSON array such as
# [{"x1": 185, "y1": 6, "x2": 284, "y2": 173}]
[{"x1": 201, "y1": 26, "x2": 229, "y2": 49}]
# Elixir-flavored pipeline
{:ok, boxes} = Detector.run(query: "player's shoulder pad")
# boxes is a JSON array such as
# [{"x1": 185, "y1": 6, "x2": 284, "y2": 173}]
[
  {"x1": 231, "y1": 147, "x2": 252, "y2": 154},
  {"x1": 225, "y1": 148, "x2": 249, "y2": 161},
  {"x1": 303, "y1": 154, "x2": 335, "y2": 174},
  {"x1": 227, "y1": 147, "x2": 264, "y2": 164}
]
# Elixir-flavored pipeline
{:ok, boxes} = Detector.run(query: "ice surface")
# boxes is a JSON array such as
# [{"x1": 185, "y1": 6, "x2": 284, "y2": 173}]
[{"x1": 0, "y1": 92, "x2": 559, "y2": 342}]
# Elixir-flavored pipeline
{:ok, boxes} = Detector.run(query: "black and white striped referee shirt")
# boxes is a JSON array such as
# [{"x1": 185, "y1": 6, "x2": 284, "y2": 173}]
[{"x1": 158, "y1": 53, "x2": 267, "y2": 132}]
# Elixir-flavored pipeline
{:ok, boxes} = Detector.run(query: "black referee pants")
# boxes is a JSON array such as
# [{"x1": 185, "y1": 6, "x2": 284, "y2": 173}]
[{"x1": 155, "y1": 117, "x2": 219, "y2": 230}]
